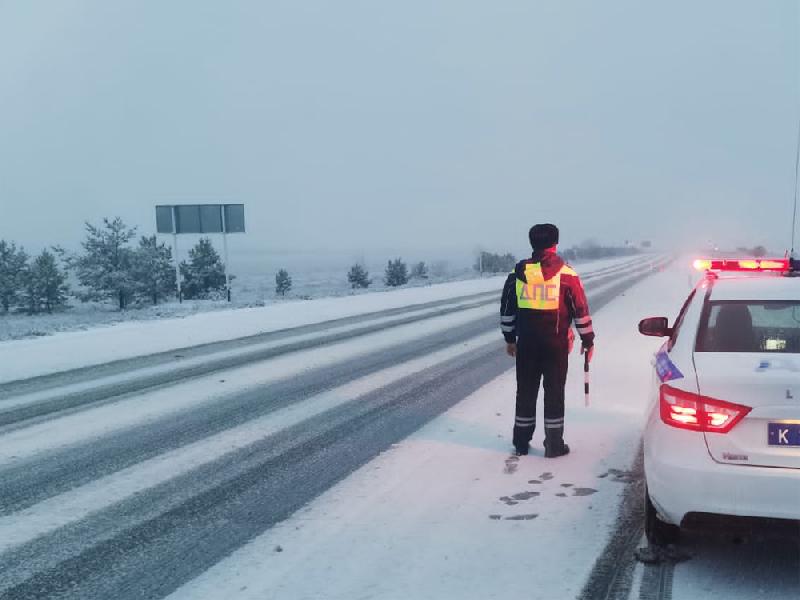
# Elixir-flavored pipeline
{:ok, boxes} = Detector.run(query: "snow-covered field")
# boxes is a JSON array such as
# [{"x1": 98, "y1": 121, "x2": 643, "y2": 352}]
[
  {"x1": 164, "y1": 261, "x2": 691, "y2": 600},
  {"x1": 0, "y1": 255, "x2": 645, "y2": 342}
]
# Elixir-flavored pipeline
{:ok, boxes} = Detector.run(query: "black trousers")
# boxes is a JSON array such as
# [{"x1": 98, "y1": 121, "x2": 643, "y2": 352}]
[{"x1": 513, "y1": 339, "x2": 569, "y2": 449}]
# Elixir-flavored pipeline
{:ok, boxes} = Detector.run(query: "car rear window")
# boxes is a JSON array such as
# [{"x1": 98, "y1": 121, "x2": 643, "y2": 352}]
[{"x1": 696, "y1": 301, "x2": 800, "y2": 353}]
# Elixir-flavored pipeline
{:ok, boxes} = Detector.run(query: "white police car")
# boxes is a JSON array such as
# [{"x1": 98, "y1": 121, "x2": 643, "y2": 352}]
[{"x1": 638, "y1": 258, "x2": 800, "y2": 544}]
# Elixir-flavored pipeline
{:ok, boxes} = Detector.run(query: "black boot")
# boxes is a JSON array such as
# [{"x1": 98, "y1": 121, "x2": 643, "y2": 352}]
[
  {"x1": 514, "y1": 444, "x2": 530, "y2": 456},
  {"x1": 544, "y1": 442, "x2": 570, "y2": 458},
  {"x1": 544, "y1": 424, "x2": 569, "y2": 458}
]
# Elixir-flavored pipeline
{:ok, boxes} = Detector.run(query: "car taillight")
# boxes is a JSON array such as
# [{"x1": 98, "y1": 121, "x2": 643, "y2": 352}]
[{"x1": 659, "y1": 384, "x2": 751, "y2": 433}]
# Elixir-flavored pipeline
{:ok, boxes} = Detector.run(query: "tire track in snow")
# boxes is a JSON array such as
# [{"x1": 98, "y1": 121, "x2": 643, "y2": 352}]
[
  {"x1": 0, "y1": 318, "x2": 499, "y2": 514},
  {"x1": 577, "y1": 445, "x2": 676, "y2": 600},
  {"x1": 638, "y1": 561, "x2": 674, "y2": 600},
  {"x1": 578, "y1": 444, "x2": 646, "y2": 600},
  {"x1": 0, "y1": 344, "x2": 511, "y2": 599},
  {"x1": 0, "y1": 296, "x2": 498, "y2": 429}
]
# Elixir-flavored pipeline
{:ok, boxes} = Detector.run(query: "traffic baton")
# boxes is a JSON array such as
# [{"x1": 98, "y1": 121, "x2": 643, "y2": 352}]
[{"x1": 584, "y1": 351, "x2": 590, "y2": 407}]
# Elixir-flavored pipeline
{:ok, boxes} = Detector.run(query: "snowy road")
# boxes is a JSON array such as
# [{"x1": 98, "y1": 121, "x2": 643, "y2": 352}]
[{"x1": 0, "y1": 256, "x2": 796, "y2": 600}]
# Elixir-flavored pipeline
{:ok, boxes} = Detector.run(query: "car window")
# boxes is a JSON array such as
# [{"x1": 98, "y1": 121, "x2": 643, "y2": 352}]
[
  {"x1": 696, "y1": 301, "x2": 800, "y2": 353},
  {"x1": 667, "y1": 290, "x2": 696, "y2": 351}
]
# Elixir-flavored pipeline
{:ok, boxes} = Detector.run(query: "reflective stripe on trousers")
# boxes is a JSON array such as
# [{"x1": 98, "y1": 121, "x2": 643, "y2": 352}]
[{"x1": 512, "y1": 340, "x2": 569, "y2": 448}]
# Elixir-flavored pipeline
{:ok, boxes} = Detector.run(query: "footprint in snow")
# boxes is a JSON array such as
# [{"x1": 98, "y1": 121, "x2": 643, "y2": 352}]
[
  {"x1": 560, "y1": 483, "x2": 574, "y2": 488},
  {"x1": 489, "y1": 515, "x2": 502, "y2": 520},
  {"x1": 555, "y1": 493, "x2": 568, "y2": 498},
  {"x1": 511, "y1": 491, "x2": 540, "y2": 501},
  {"x1": 573, "y1": 488, "x2": 598, "y2": 497},
  {"x1": 540, "y1": 472, "x2": 554, "y2": 481},
  {"x1": 504, "y1": 514, "x2": 538, "y2": 521},
  {"x1": 504, "y1": 456, "x2": 519, "y2": 475},
  {"x1": 528, "y1": 479, "x2": 542, "y2": 485}
]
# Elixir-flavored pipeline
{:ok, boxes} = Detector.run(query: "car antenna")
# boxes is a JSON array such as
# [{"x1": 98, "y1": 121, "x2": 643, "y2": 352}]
[{"x1": 790, "y1": 115, "x2": 800, "y2": 274}]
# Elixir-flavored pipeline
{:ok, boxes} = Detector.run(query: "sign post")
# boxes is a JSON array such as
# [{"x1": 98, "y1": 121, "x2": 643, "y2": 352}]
[
  {"x1": 172, "y1": 206, "x2": 181, "y2": 302},
  {"x1": 156, "y1": 204, "x2": 245, "y2": 302},
  {"x1": 220, "y1": 205, "x2": 231, "y2": 302}
]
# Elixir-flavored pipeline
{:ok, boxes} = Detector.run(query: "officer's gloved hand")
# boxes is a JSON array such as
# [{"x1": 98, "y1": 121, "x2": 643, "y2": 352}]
[{"x1": 581, "y1": 343, "x2": 595, "y2": 363}]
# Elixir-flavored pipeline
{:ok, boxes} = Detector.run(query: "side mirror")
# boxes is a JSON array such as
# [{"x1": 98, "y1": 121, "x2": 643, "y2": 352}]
[{"x1": 638, "y1": 317, "x2": 672, "y2": 337}]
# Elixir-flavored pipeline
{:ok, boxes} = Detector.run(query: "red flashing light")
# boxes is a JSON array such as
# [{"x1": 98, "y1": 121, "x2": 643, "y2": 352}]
[
  {"x1": 693, "y1": 258, "x2": 789, "y2": 273},
  {"x1": 659, "y1": 384, "x2": 751, "y2": 434}
]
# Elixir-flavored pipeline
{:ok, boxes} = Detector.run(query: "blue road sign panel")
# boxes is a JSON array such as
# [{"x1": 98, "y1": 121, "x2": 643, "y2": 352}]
[
  {"x1": 157, "y1": 204, "x2": 245, "y2": 234},
  {"x1": 155, "y1": 206, "x2": 175, "y2": 234},
  {"x1": 224, "y1": 204, "x2": 245, "y2": 233}
]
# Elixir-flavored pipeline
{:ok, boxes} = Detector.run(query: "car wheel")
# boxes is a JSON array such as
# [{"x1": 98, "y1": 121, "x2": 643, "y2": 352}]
[{"x1": 644, "y1": 485, "x2": 680, "y2": 546}]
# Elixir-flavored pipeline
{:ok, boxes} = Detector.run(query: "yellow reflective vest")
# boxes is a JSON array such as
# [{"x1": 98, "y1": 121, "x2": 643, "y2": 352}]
[{"x1": 515, "y1": 263, "x2": 579, "y2": 312}]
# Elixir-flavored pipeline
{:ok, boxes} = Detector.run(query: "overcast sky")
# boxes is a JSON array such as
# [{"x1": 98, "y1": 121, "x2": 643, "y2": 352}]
[{"x1": 1, "y1": 1, "x2": 798, "y2": 264}]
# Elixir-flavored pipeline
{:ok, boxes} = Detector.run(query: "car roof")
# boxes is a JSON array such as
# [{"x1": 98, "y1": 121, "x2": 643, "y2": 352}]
[{"x1": 708, "y1": 275, "x2": 800, "y2": 301}]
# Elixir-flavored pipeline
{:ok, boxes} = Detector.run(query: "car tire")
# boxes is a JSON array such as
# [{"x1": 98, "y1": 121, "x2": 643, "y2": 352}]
[{"x1": 644, "y1": 485, "x2": 681, "y2": 546}]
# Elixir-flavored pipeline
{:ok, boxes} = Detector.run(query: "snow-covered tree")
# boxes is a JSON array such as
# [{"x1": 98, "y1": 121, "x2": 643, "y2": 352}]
[
  {"x1": 23, "y1": 249, "x2": 69, "y2": 314},
  {"x1": 410, "y1": 261, "x2": 428, "y2": 279},
  {"x1": 384, "y1": 258, "x2": 408, "y2": 287},
  {"x1": 180, "y1": 237, "x2": 227, "y2": 299},
  {"x1": 71, "y1": 218, "x2": 137, "y2": 310},
  {"x1": 132, "y1": 235, "x2": 176, "y2": 305},
  {"x1": 275, "y1": 269, "x2": 292, "y2": 296},
  {"x1": 347, "y1": 263, "x2": 371, "y2": 289},
  {"x1": 0, "y1": 240, "x2": 28, "y2": 313}
]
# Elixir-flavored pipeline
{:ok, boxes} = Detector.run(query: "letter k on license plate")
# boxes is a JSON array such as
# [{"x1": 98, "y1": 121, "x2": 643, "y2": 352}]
[{"x1": 768, "y1": 423, "x2": 800, "y2": 446}]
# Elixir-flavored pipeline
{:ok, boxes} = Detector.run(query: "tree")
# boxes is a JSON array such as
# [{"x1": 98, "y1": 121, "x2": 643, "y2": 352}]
[
  {"x1": 23, "y1": 249, "x2": 69, "y2": 314},
  {"x1": 410, "y1": 261, "x2": 428, "y2": 279},
  {"x1": 0, "y1": 240, "x2": 28, "y2": 313},
  {"x1": 180, "y1": 237, "x2": 227, "y2": 299},
  {"x1": 347, "y1": 263, "x2": 372, "y2": 289},
  {"x1": 71, "y1": 218, "x2": 137, "y2": 310},
  {"x1": 384, "y1": 258, "x2": 408, "y2": 287},
  {"x1": 752, "y1": 245, "x2": 767, "y2": 258},
  {"x1": 132, "y1": 235, "x2": 176, "y2": 305},
  {"x1": 275, "y1": 269, "x2": 292, "y2": 296}
]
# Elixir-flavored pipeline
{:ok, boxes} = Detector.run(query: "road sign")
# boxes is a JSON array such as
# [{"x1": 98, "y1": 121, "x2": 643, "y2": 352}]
[
  {"x1": 155, "y1": 204, "x2": 246, "y2": 302},
  {"x1": 155, "y1": 204, "x2": 245, "y2": 234}
]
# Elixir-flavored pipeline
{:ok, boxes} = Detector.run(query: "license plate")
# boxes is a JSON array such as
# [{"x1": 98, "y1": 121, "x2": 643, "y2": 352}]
[{"x1": 768, "y1": 423, "x2": 800, "y2": 447}]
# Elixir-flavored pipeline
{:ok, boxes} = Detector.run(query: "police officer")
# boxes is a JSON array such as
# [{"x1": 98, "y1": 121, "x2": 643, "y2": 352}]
[{"x1": 500, "y1": 224, "x2": 594, "y2": 457}]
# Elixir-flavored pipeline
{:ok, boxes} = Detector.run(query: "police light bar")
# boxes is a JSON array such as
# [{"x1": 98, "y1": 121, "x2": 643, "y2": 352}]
[{"x1": 693, "y1": 258, "x2": 790, "y2": 272}]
